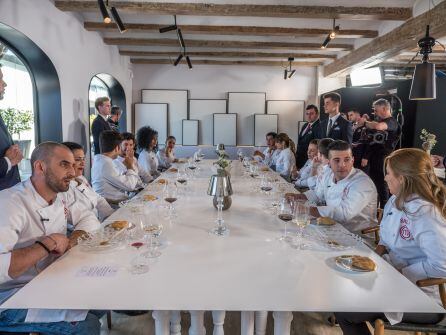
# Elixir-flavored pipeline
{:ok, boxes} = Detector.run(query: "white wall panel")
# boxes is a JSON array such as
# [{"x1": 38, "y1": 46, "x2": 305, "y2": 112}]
[
  {"x1": 189, "y1": 99, "x2": 227, "y2": 145},
  {"x1": 228, "y1": 92, "x2": 265, "y2": 146},
  {"x1": 213, "y1": 114, "x2": 236, "y2": 146},
  {"x1": 182, "y1": 120, "x2": 199, "y2": 146},
  {"x1": 134, "y1": 103, "x2": 168, "y2": 144},
  {"x1": 254, "y1": 114, "x2": 278, "y2": 146},
  {"x1": 267, "y1": 100, "x2": 305, "y2": 143},
  {"x1": 141, "y1": 89, "x2": 188, "y2": 144}
]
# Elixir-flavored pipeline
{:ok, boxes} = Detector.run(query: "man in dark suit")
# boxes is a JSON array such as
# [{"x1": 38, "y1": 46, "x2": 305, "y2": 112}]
[
  {"x1": 0, "y1": 65, "x2": 22, "y2": 190},
  {"x1": 319, "y1": 92, "x2": 353, "y2": 143},
  {"x1": 91, "y1": 96, "x2": 112, "y2": 155},
  {"x1": 296, "y1": 104, "x2": 321, "y2": 168}
]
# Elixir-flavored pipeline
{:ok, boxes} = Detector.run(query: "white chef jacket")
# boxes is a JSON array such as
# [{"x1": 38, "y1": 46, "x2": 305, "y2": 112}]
[
  {"x1": 157, "y1": 148, "x2": 175, "y2": 170},
  {"x1": 305, "y1": 167, "x2": 378, "y2": 233},
  {"x1": 275, "y1": 148, "x2": 296, "y2": 178},
  {"x1": 379, "y1": 195, "x2": 446, "y2": 324},
  {"x1": 0, "y1": 179, "x2": 97, "y2": 322},
  {"x1": 305, "y1": 163, "x2": 330, "y2": 193},
  {"x1": 138, "y1": 149, "x2": 160, "y2": 177},
  {"x1": 66, "y1": 175, "x2": 115, "y2": 222},
  {"x1": 114, "y1": 156, "x2": 152, "y2": 185},
  {"x1": 294, "y1": 159, "x2": 313, "y2": 188},
  {"x1": 262, "y1": 147, "x2": 280, "y2": 167},
  {"x1": 91, "y1": 154, "x2": 140, "y2": 201}
]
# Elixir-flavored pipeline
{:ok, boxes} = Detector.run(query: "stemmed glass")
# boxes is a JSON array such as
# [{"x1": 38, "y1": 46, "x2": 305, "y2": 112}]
[
  {"x1": 260, "y1": 175, "x2": 273, "y2": 194},
  {"x1": 237, "y1": 149, "x2": 244, "y2": 161},
  {"x1": 292, "y1": 200, "x2": 310, "y2": 249},
  {"x1": 277, "y1": 197, "x2": 294, "y2": 242},
  {"x1": 176, "y1": 170, "x2": 188, "y2": 195},
  {"x1": 128, "y1": 212, "x2": 150, "y2": 274},
  {"x1": 163, "y1": 182, "x2": 178, "y2": 220},
  {"x1": 143, "y1": 222, "x2": 163, "y2": 258},
  {"x1": 187, "y1": 158, "x2": 197, "y2": 179}
]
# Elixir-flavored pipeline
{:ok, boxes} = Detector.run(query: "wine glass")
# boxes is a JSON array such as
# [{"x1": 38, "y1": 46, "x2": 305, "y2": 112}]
[
  {"x1": 143, "y1": 222, "x2": 163, "y2": 258},
  {"x1": 187, "y1": 158, "x2": 197, "y2": 178},
  {"x1": 260, "y1": 175, "x2": 273, "y2": 194},
  {"x1": 163, "y1": 182, "x2": 178, "y2": 220},
  {"x1": 277, "y1": 197, "x2": 294, "y2": 242},
  {"x1": 176, "y1": 170, "x2": 188, "y2": 193},
  {"x1": 292, "y1": 200, "x2": 310, "y2": 249},
  {"x1": 237, "y1": 149, "x2": 244, "y2": 161}
]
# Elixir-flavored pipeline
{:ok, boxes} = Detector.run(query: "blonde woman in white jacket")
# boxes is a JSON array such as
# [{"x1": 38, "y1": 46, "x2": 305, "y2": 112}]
[{"x1": 335, "y1": 148, "x2": 446, "y2": 334}]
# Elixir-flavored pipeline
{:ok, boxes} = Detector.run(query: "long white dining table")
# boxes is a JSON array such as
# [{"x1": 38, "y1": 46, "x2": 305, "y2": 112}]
[{"x1": 1, "y1": 160, "x2": 444, "y2": 335}]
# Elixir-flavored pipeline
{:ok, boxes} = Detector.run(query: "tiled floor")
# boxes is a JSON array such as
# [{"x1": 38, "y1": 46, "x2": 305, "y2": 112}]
[{"x1": 100, "y1": 311, "x2": 412, "y2": 335}]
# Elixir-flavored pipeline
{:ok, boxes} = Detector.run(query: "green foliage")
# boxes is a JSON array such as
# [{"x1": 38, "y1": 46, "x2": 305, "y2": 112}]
[
  {"x1": 0, "y1": 107, "x2": 33, "y2": 138},
  {"x1": 420, "y1": 128, "x2": 437, "y2": 151}
]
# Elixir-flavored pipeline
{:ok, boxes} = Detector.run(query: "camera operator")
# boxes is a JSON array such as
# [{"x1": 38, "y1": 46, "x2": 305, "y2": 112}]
[{"x1": 357, "y1": 98, "x2": 401, "y2": 208}]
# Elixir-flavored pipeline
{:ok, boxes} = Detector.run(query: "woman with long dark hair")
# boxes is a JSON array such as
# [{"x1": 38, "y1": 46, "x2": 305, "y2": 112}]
[{"x1": 136, "y1": 126, "x2": 160, "y2": 178}]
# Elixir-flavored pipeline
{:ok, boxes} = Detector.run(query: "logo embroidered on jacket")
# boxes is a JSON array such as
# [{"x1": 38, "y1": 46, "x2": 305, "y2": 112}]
[
  {"x1": 342, "y1": 186, "x2": 350, "y2": 199},
  {"x1": 399, "y1": 217, "x2": 413, "y2": 240}
]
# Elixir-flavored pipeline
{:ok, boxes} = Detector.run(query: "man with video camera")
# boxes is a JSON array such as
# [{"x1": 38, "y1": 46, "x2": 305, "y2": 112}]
[{"x1": 357, "y1": 98, "x2": 401, "y2": 208}]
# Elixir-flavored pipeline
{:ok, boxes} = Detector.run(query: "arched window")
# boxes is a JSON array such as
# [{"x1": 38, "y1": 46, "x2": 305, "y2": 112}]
[{"x1": 0, "y1": 45, "x2": 34, "y2": 180}]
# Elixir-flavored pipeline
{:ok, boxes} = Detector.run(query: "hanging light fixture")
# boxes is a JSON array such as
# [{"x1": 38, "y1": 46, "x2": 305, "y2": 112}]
[
  {"x1": 98, "y1": 0, "x2": 111, "y2": 24},
  {"x1": 110, "y1": 7, "x2": 127, "y2": 33},
  {"x1": 283, "y1": 57, "x2": 295, "y2": 80},
  {"x1": 159, "y1": 16, "x2": 177, "y2": 33},
  {"x1": 97, "y1": 0, "x2": 127, "y2": 33},
  {"x1": 321, "y1": 19, "x2": 340, "y2": 49},
  {"x1": 409, "y1": 25, "x2": 437, "y2": 100}
]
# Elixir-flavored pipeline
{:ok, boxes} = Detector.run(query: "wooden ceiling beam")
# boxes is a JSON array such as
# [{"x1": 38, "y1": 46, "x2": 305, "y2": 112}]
[
  {"x1": 119, "y1": 50, "x2": 337, "y2": 59},
  {"x1": 324, "y1": 1, "x2": 446, "y2": 77},
  {"x1": 104, "y1": 38, "x2": 353, "y2": 50},
  {"x1": 85, "y1": 22, "x2": 378, "y2": 38},
  {"x1": 130, "y1": 58, "x2": 322, "y2": 66},
  {"x1": 55, "y1": 1, "x2": 412, "y2": 20}
]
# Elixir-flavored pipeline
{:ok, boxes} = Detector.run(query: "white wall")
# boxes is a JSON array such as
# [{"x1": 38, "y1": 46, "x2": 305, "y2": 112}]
[
  {"x1": 0, "y1": 0, "x2": 132, "y2": 144},
  {"x1": 132, "y1": 64, "x2": 317, "y2": 108}
]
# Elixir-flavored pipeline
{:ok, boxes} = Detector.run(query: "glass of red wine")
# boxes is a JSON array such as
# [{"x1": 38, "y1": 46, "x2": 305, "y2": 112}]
[
  {"x1": 163, "y1": 182, "x2": 178, "y2": 220},
  {"x1": 277, "y1": 197, "x2": 294, "y2": 242}
]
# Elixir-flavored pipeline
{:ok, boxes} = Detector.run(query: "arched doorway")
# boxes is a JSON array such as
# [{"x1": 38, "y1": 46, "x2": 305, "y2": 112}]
[{"x1": 0, "y1": 22, "x2": 62, "y2": 180}]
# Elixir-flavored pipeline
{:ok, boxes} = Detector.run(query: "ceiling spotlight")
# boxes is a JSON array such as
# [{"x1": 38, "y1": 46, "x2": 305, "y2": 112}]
[
  {"x1": 177, "y1": 29, "x2": 185, "y2": 49},
  {"x1": 98, "y1": 0, "x2": 111, "y2": 24},
  {"x1": 186, "y1": 56, "x2": 193, "y2": 69},
  {"x1": 409, "y1": 25, "x2": 438, "y2": 100},
  {"x1": 159, "y1": 15, "x2": 177, "y2": 33},
  {"x1": 111, "y1": 7, "x2": 127, "y2": 33},
  {"x1": 321, "y1": 19, "x2": 339, "y2": 49},
  {"x1": 283, "y1": 57, "x2": 295, "y2": 80},
  {"x1": 174, "y1": 54, "x2": 183, "y2": 66}
]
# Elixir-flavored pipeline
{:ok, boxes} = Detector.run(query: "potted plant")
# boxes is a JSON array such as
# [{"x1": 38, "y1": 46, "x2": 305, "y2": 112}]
[
  {"x1": 419, "y1": 129, "x2": 437, "y2": 155},
  {"x1": 0, "y1": 107, "x2": 33, "y2": 158}
]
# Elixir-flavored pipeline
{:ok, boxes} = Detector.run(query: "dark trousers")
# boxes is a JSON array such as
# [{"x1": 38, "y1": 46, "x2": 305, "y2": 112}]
[
  {"x1": 368, "y1": 152, "x2": 389, "y2": 208},
  {"x1": 335, "y1": 312, "x2": 444, "y2": 335}
]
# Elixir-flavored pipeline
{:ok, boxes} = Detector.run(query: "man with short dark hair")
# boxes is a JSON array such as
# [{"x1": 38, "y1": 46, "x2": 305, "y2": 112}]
[
  {"x1": 253, "y1": 132, "x2": 279, "y2": 167},
  {"x1": 296, "y1": 104, "x2": 321, "y2": 168},
  {"x1": 0, "y1": 142, "x2": 103, "y2": 334},
  {"x1": 107, "y1": 105, "x2": 122, "y2": 132},
  {"x1": 287, "y1": 140, "x2": 377, "y2": 233},
  {"x1": 347, "y1": 108, "x2": 367, "y2": 170},
  {"x1": 357, "y1": 98, "x2": 401, "y2": 207},
  {"x1": 114, "y1": 132, "x2": 152, "y2": 185},
  {"x1": 0, "y1": 64, "x2": 23, "y2": 190},
  {"x1": 91, "y1": 96, "x2": 111, "y2": 155},
  {"x1": 320, "y1": 92, "x2": 352, "y2": 143},
  {"x1": 91, "y1": 130, "x2": 140, "y2": 201}
]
